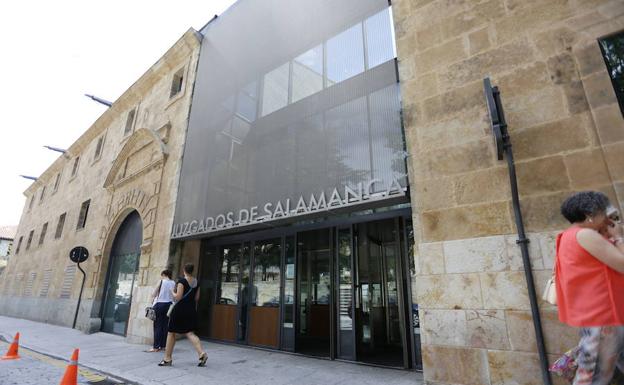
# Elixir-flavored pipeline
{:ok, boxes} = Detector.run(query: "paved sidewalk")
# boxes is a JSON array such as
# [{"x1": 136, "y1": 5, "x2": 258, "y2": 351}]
[{"x1": 0, "y1": 316, "x2": 423, "y2": 385}]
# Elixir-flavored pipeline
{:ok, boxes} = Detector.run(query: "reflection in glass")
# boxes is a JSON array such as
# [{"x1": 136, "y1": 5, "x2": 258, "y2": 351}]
[
  {"x1": 218, "y1": 246, "x2": 241, "y2": 304},
  {"x1": 249, "y1": 239, "x2": 281, "y2": 347},
  {"x1": 239, "y1": 244, "x2": 251, "y2": 342},
  {"x1": 101, "y1": 253, "x2": 139, "y2": 335},
  {"x1": 365, "y1": 8, "x2": 396, "y2": 69},
  {"x1": 599, "y1": 32, "x2": 624, "y2": 115},
  {"x1": 327, "y1": 23, "x2": 365, "y2": 84},
  {"x1": 338, "y1": 229, "x2": 354, "y2": 360},
  {"x1": 292, "y1": 45, "x2": 323, "y2": 103},
  {"x1": 262, "y1": 62, "x2": 290, "y2": 116}
]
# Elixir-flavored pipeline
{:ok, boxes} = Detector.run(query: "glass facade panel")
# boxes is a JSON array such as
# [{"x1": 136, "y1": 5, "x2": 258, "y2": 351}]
[
  {"x1": 327, "y1": 24, "x2": 365, "y2": 84},
  {"x1": 292, "y1": 45, "x2": 323, "y2": 103},
  {"x1": 365, "y1": 8, "x2": 396, "y2": 69},
  {"x1": 337, "y1": 228, "x2": 354, "y2": 359},
  {"x1": 173, "y1": 0, "x2": 406, "y2": 239},
  {"x1": 262, "y1": 62, "x2": 290, "y2": 116}
]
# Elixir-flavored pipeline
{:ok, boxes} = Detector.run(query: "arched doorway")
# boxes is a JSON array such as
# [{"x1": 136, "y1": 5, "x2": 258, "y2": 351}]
[{"x1": 101, "y1": 211, "x2": 143, "y2": 335}]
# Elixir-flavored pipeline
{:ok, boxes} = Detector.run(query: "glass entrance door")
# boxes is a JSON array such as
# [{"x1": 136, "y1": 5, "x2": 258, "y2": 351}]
[
  {"x1": 296, "y1": 229, "x2": 332, "y2": 357},
  {"x1": 354, "y1": 219, "x2": 406, "y2": 367},
  {"x1": 248, "y1": 238, "x2": 282, "y2": 348},
  {"x1": 101, "y1": 253, "x2": 140, "y2": 335},
  {"x1": 211, "y1": 244, "x2": 242, "y2": 341}
]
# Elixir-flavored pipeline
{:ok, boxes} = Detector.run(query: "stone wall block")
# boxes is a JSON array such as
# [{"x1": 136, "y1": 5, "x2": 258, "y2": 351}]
[
  {"x1": 536, "y1": 231, "x2": 560, "y2": 269},
  {"x1": 441, "y1": 0, "x2": 506, "y2": 41},
  {"x1": 576, "y1": 42, "x2": 608, "y2": 77},
  {"x1": 423, "y1": 201, "x2": 512, "y2": 242},
  {"x1": 444, "y1": 235, "x2": 508, "y2": 273},
  {"x1": 466, "y1": 309, "x2": 511, "y2": 350},
  {"x1": 421, "y1": 139, "x2": 494, "y2": 179},
  {"x1": 583, "y1": 71, "x2": 618, "y2": 110},
  {"x1": 488, "y1": 350, "x2": 542, "y2": 385},
  {"x1": 506, "y1": 233, "x2": 544, "y2": 271},
  {"x1": 512, "y1": 116, "x2": 591, "y2": 161},
  {"x1": 454, "y1": 167, "x2": 511, "y2": 206},
  {"x1": 422, "y1": 345, "x2": 490, "y2": 385},
  {"x1": 468, "y1": 27, "x2": 491, "y2": 56},
  {"x1": 593, "y1": 104, "x2": 624, "y2": 144},
  {"x1": 495, "y1": 0, "x2": 575, "y2": 44},
  {"x1": 547, "y1": 53, "x2": 578, "y2": 85},
  {"x1": 443, "y1": 40, "x2": 535, "y2": 88},
  {"x1": 418, "y1": 242, "x2": 446, "y2": 275},
  {"x1": 516, "y1": 156, "x2": 570, "y2": 196},
  {"x1": 416, "y1": 107, "x2": 488, "y2": 153},
  {"x1": 534, "y1": 27, "x2": 577, "y2": 57},
  {"x1": 413, "y1": 37, "x2": 466, "y2": 74},
  {"x1": 518, "y1": 192, "x2": 571, "y2": 232},
  {"x1": 481, "y1": 271, "x2": 530, "y2": 310},
  {"x1": 564, "y1": 149, "x2": 612, "y2": 189},
  {"x1": 507, "y1": 309, "x2": 577, "y2": 355},
  {"x1": 505, "y1": 87, "x2": 567, "y2": 129},
  {"x1": 421, "y1": 309, "x2": 467, "y2": 346},
  {"x1": 417, "y1": 273, "x2": 483, "y2": 309},
  {"x1": 564, "y1": 80, "x2": 591, "y2": 114},
  {"x1": 603, "y1": 142, "x2": 624, "y2": 181},
  {"x1": 414, "y1": 177, "x2": 456, "y2": 211},
  {"x1": 422, "y1": 81, "x2": 484, "y2": 123},
  {"x1": 401, "y1": 73, "x2": 439, "y2": 102},
  {"x1": 497, "y1": 62, "x2": 551, "y2": 96}
]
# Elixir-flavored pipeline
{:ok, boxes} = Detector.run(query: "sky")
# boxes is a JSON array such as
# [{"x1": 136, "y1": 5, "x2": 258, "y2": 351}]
[{"x1": 0, "y1": 0, "x2": 237, "y2": 227}]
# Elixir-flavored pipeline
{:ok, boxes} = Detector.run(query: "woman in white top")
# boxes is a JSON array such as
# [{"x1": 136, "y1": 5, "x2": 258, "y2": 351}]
[{"x1": 146, "y1": 269, "x2": 175, "y2": 352}]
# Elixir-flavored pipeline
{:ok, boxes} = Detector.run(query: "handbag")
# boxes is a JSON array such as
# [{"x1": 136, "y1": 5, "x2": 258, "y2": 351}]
[
  {"x1": 549, "y1": 346, "x2": 579, "y2": 382},
  {"x1": 542, "y1": 234, "x2": 561, "y2": 306},
  {"x1": 145, "y1": 280, "x2": 163, "y2": 321},
  {"x1": 166, "y1": 280, "x2": 194, "y2": 318}
]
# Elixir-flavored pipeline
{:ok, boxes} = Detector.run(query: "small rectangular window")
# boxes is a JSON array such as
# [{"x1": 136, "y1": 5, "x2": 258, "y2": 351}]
[
  {"x1": 15, "y1": 236, "x2": 23, "y2": 254},
  {"x1": 39, "y1": 186, "x2": 46, "y2": 203},
  {"x1": 71, "y1": 157, "x2": 80, "y2": 178},
  {"x1": 28, "y1": 195, "x2": 34, "y2": 211},
  {"x1": 170, "y1": 68, "x2": 184, "y2": 98},
  {"x1": 38, "y1": 223, "x2": 48, "y2": 245},
  {"x1": 55, "y1": 213, "x2": 66, "y2": 239},
  {"x1": 26, "y1": 230, "x2": 34, "y2": 250},
  {"x1": 124, "y1": 109, "x2": 136, "y2": 135},
  {"x1": 53, "y1": 172, "x2": 61, "y2": 192},
  {"x1": 76, "y1": 199, "x2": 91, "y2": 230},
  {"x1": 94, "y1": 135, "x2": 104, "y2": 161},
  {"x1": 599, "y1": 31, "x2": 624, "y2": 116}
]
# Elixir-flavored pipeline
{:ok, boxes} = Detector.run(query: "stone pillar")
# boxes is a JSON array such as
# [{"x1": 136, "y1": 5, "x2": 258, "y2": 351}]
[{"x1": 393, "y1": 0, "x2": 624, "y2": 383}]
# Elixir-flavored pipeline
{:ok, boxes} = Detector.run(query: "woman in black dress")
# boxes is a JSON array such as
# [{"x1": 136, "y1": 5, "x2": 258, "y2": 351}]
[{"x1": 158, "y1": 263, "x2": 207, "y2": 367}]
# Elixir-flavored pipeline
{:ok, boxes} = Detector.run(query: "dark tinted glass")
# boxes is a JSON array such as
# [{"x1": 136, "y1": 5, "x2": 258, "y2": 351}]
[{"x1": 600, "y1": 31, "x2": 624, "y2": 115}]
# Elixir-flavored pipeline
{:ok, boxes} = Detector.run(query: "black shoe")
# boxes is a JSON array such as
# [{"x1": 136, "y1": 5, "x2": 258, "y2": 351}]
[
  {"x1": 198, "y1": 353, "x2": 208, "y2": 367},
  {"x1": 158, "y1": 359, "x2": 172, "y2": 367}
]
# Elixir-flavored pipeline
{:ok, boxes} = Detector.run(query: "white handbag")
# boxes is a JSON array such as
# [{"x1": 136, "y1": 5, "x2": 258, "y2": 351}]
[{"x1": 542, "y1": 275, "x2": 557, "y2": 305}]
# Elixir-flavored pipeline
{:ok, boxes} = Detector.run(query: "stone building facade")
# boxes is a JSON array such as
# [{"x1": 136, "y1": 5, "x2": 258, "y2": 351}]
[
  {"x1": 0, "y1": 29, "x2": 201, "y2": 344},
  {"x1": 393, "y1": 0, "x2": 624, "y2": 383},
  {"x1": 0, "y1": 0, "x2": 624, "y2": 383}
]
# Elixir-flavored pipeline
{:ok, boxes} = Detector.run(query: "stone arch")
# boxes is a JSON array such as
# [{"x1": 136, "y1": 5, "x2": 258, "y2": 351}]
[{"x1": 103, "y1": 127, "x2": 169, "y2": 191}]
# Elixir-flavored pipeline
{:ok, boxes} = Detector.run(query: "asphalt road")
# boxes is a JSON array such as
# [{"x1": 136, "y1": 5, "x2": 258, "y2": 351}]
[{"x1": 0, "y1": 339, "x2": 122, "y2": 385}]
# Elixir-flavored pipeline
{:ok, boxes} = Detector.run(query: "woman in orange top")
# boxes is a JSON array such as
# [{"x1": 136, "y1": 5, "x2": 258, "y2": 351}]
[{"x1": 556, "y1": 191, "x2": 624, "y2": 385}]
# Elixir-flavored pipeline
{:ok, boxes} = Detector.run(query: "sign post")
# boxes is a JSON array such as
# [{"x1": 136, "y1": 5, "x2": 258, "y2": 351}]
[{"x1": 69, "y1": 246, "x2": 89, "y2": 329}]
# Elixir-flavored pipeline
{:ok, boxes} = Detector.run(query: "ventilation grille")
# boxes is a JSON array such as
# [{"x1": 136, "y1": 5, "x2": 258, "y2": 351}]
[
  {"x1": 23, "y1": 272, "x2": 36, "y2": 296},
  {"x1": 39, "y1": 269, "x2": 52, "y2": 297},
  {"x1": 59, "y1": 264, "x2": 76, "y2": 299}
]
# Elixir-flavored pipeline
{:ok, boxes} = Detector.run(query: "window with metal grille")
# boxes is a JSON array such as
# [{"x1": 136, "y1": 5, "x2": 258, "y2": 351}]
[
  {"x1": 76, "y1": 199, "x2": 90, "y2": 230},
  {"x1": 26, "y1": 230, "x2": 34, "y2": 250},
  {"x1": 39, "y1": 269, "x2": 52, "y2": 297},
  {"x1": 170, "y1": 68, "x2": 184, "y2": 98},
  {"x1": 53, "y1": 172, "x2": 61, "y2": 192},
  {"x1": 15, "y1": 236, "x2": 23, "y2": 254},
  {"x1": 38, "y1": 222, "x2": 48, "y2": 245},
  {"x1": 39, "y1": 186, "x2": 46, "y2": 203},
  {"x1": 94, "y1": 135, "x2": 104, "y2": 161},
  {"x1": 24, "y1": 272, "x2": 36, "y2": 296},
  {"x1": 71, "y1": 156, "x2": 80, "y2": 178},
  {"x1": 124, "y1": 108, "x2": 136, "y2": 135},
  {"x1": 599, "y1": 31, "x2": 624, "y2": 116},
  {"x1": 55, "y1": 213, "x2": 66, "y2": 239}
]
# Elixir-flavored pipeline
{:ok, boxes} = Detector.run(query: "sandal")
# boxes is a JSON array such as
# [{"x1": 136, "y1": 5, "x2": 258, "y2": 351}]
[
  {"x1": 158, "y1": 359, "x2": 172, "y2": 367},
  {"x1": 198, "y1": 352, "x2": 208, "y2": 367},
  {"x1": 145, "y1": 348, "x2": 161, "y2": 353}
]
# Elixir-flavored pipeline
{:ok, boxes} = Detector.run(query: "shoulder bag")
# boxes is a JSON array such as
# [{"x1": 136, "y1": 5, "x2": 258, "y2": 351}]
[
  {"x1": 542, "y1": 234, "x2": 562, "y2": 306},
  {"x1": 145, "y1": 280, "x2": 162, "y2": 321},
  {"x1": 166, "y1": 280, "x2": 195, "y2": 317}
]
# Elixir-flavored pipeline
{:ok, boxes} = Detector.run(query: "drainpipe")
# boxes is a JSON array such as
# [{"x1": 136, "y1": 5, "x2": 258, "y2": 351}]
[{"x1": 483, "y1": 78, "x2": 552, "y2": 385}]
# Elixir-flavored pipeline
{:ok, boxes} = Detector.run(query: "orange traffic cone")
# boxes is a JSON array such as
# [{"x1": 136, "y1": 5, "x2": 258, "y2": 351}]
[
  {"x1": 1, "y1": 332, "x2": 20, "y2": 360},
  {"x1": 59, "y1": 348, "x2": 79, "y2": 385}
]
